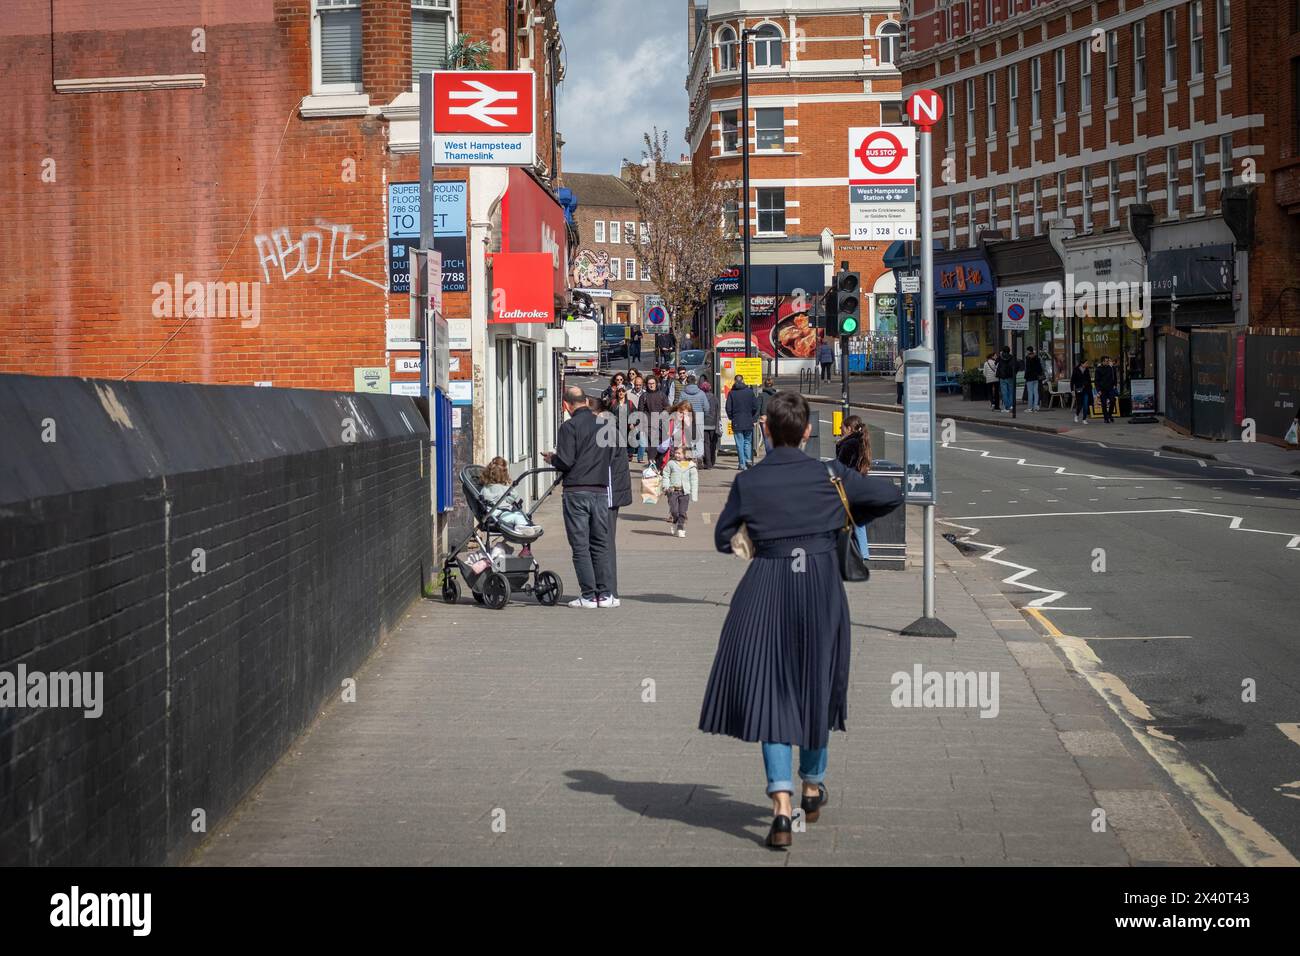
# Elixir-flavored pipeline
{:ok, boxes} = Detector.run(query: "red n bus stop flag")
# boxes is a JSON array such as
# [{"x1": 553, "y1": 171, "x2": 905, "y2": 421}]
[{"x1": 490, "y1": 253, "x2": 553, "y2": 323}]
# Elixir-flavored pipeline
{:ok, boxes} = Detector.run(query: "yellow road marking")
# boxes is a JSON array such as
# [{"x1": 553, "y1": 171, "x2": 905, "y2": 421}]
[{"x1": 1025, "y1": 607, "x2": 1298, "y2": 867}]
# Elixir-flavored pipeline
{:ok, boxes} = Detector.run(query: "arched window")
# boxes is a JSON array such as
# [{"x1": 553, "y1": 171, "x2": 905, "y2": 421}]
[
  {"x1": 717, "y1": 26, "x2": 738, "y2": 72},
  {"x1": 752, "y1": 24, "x2": 783, "y2": 68},
  {"x1": 878, "y1": 21, "x2": 902, "y2": 66}
]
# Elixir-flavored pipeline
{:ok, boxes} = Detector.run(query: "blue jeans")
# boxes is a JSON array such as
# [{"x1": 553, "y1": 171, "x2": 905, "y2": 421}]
[
  {"x1": 1026, "y1": 379, "x2": 1039, "y2": 410},
  {"x1": 735, "y1": 429, "x2": 754, "y2": 470},
  {"x1": 762, "y1": 742, "x2": 828, "y2": 796},
  {"x1": 1000, "y1": 378, "x2": 1014, "y2": 410}
]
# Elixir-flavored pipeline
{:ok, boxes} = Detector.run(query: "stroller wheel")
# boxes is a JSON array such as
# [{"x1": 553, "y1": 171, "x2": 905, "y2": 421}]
[
  {"x1": 482, "y1": 572, "x2": 511, "y2": 610},
  {"x1": 535, "y1": 570, "x2": 562, "y2": 606},
  {"x1": 472, "y1": 590, "x2": 485, "y2": 605},
  {"x1": 440, "y1": 574, "x2": 461, "y2": 605}
]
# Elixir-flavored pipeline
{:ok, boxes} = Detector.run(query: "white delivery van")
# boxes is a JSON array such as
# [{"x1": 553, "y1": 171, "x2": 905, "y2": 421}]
[{"x1": 562, "y1": 318, "x2": 599, "y2": 374}]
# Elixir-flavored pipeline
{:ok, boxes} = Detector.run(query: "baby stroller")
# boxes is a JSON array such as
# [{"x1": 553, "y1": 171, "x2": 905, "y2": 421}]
[{"x1": 440, "y1": 465, "x2": 564, "y2": 610}]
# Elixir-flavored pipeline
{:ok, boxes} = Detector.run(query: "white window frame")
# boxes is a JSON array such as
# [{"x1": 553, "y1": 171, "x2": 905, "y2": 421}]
[
  {"x1": 1108, "y1": 159, "x2": 1120, "y2": 226},
  {"x1": 1054, "y1": 48, "x2": 1067, "y2": 118},
  {"x1": 1164, "y1": 10, "x2": 1178, "y2": 86},
  {"x1": 756, "y1": 187, "x2": 786, "y2": 235},
  {"x1": 609, "y1": 257, "x2": 621, "y2": 280},
  {"x1": 1133, "y1": 22, "x2": 1147, "y2": 95},
  {"x1": 988, "y1": 186, "x2": 997, "y2": 231},
  {"x1": 1010, "y1": 183, "x2": 1020, "y2": 239},
  {"x1": 1217, "y1": 0, "x2": 1232, "y2": 70},
  {"x1": 1030, "y1": 57, "x2": 1041, "y2": 124},
  {"x1": 986, "y1": 72, "x2": 997, "y2": 138},
  {"x1": 965, "y1": 78, "x2": 976, "y2": 143},
  {"x1": 313, "y1": 0, "x2": 363, "y2": 95},
  {"x1": 1190, "y1": 1, "x2": 1205, "y2": 78},
  {"x1": 1105, "y1": 29, "x2": 1118, "y2": 102},
  {"x1": 945, "y1": 84, "x2": 955, "y2": 146},
  {"x1": 948, "y1": 196, "x2": 957, "y2": 248},
  {"x1": 1057, "y1": 171, "x2": 1067, "y2": 223},
  {"x1": 878, "y1": 21, "x2": 902, "y2": 66},
  {"x1": 752, "y1": 23, "x2": 784, "y2": 69},
  {"x1": 609, "y1": 221, "x2": 621, "y2": 244},
  {"x1": 968, "y1": 191, "x2": 977, "y2": 244},
  {"x1": 642, "y1": 261, "x2": 652, "y2": 283},
  {"x1": 594, "y1": 220, "x2": 605, "y2": 243},
  {"x1": 1167, "y1": 146, "x2": 1181, "y2": 216},
  {"x1": 1220, "y1": 134, "x2": 1234, "y2": 192},
  {"x1": 1137, "y1": 154, "x2": 1148, "y2": 204},
  {"x1": 717, "y1": 25, "x2": 739, "y2": 72},
  {"x1": 1082, "y1": 167, "x2": 1093, "y2": 233},
  {"x1": 754, "y1": 107, "x2": 784, "y2": 151},
  {"x1": 640, "y1": 222, "x2": 649, "y2": 244},
  {"x1": 1079, "y1": 39, "x2": 1092, "y2": 109},
  {"x1": 624, "y1": 221, "x2": 635, "y2": 244},
  {"x1": 1193, "y1": 141, "x2": 1207, "y2": 211},
  {"x1": 1033, "y1": 179, "x2": 1043, "y2": 235},
  {"x1": 411, "y1": 0, "x2": 455, "y2": 92},
  {"x1": 1008, "y1": 64, "x2": 1020, "y2": 127},
  {"x1": 626, "y1": 258, "x2": 636, "y2": 282},
  {"x1": 720, "y1": 109, "x2": 739, "y2": 153}
]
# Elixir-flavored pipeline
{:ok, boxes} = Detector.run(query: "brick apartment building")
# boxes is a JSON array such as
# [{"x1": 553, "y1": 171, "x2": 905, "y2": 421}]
[
  {"x1": 685, "y1": 0, "x2": 905, "y2": 364},
  {"x1": 1, "y1": 0, "x2": 574, "y2": 527},
  {"x1": 901, "y1": 0, "x2": 1300, "y2": 443},
  {"x1": 559, "y1": 171, "x2": 666, "y2": 331}
]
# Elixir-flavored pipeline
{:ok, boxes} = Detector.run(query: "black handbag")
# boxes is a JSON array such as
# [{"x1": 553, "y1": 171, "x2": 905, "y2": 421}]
[{"x1": 826, "y1": 463, "x2": 869, "y2": 582}]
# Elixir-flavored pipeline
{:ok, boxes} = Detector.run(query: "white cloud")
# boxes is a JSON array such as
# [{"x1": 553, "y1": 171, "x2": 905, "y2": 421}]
[{"x1": 556, "y1": 0, "x2": 689, "y2": 174}]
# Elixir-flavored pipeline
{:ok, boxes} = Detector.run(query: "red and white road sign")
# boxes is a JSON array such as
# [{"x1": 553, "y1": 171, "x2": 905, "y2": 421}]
[
  {"x1": 429, "y1": 71, "x2": 536, "y2": 166},
  {"x1": 433, "y1": 71, "x2": 534, "y2": 134},
  {"x1": 848, "y1": 127, "x2": 917, "y2": 186},
  {"x1": 906, "y1": 89, "x2": 945, "y2": 131}
]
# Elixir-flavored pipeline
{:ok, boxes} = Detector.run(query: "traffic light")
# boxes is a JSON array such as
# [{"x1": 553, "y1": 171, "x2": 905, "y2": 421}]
[
  {"x1": 833, "y1": 269, "x2": 862, "y2": 336},
  {"x1": 822, "y1": 274, "x2": 839, "y2": 331}
]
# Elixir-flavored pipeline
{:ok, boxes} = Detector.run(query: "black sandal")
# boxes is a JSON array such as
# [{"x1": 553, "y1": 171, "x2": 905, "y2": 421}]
[
  {"x1": 766, "y1": 814, "x2": 793, "y2": 849},
  {"x1": 800, "y1": 783, "x2": 829, "y2": 823}
]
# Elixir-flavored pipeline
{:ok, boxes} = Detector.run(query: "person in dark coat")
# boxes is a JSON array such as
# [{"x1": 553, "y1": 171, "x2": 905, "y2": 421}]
[
  {"x1": 725, "y1": 375, "x2": 760, "y2": 471},
  {"x1": 1071, "y1": 359, "x2": 1093, "y2": 425},
  {"x1": 1094, "y1": 356, "x2": 1118, "y2": 423},
  {"x1": 755, "y1": 383, "x2": 778, "y2": 457},
  {"x1": 594, "y1": 396, "x2": 633, "y2": 605},
  {"x1": 699, "y1": 392, "x2": 903, "y2": 849},
  {"x1": 995, "y1": 346, "x2": 1016, "y2": 413},
  {"x1": 817, "y1": 339, "x2": 835, "y2": 381},
  {"x1": 629, "y1": 325, "x2": 643, "y2": 363},
  {"x1": 699, "y1": 377, "x2": 721, "y2": 469},
  {"x1": 1024, "y1": 347, "x2": 1044, "y2": 412}
]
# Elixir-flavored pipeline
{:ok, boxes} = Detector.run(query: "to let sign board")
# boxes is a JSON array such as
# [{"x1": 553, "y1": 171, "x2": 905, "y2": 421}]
[
  {"x1": 848, "y1": 127, "x2": 917, "y2": 241},
  {"x1": 431, "y1": 71, "x2": 536, "y2": 166}
]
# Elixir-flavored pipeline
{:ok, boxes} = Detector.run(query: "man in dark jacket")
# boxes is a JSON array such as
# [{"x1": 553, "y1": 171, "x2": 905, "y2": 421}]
[
  {"x1": 817, "y1": 339, "x2": 835, "y2": 381},
  {"x1": 995, "y1": 346, "x2": 1016, "y2": 413},
  {"x1": 544, "y1": 386, "x2": 615, "y2": 608},
  {"x1": 1070, "y1": 360, "x2": 1093, "y2": 425},
  {"x1": 1095, "y1": 355, "x2": 1118, "y2": 423},
  {"x1": 700, "y1": 377, "x2": 721, "y2": 469},
  {"x1": 629, "y1": 325, "x2": 643, "y2": 363},
  {"x1": 593, "y1": 396, "x2": 633, "y2": 603},
  {"x1": 1024, "y1": 347, "x2": 1044, "y2": 412},
  {"x1": 726, "y1": 375, "x2": 760, "y2": 471}
]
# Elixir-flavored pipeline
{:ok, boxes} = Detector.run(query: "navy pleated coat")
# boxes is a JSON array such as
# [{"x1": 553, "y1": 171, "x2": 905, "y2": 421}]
[{"x1": 698, "y1": 446, "x2": 903, "y2": 750}]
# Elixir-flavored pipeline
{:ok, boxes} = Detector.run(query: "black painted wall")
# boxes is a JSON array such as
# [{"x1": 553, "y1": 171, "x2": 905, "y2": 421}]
[{"x1": 0, "y1": 376, "x2": 432, "y2": 864}]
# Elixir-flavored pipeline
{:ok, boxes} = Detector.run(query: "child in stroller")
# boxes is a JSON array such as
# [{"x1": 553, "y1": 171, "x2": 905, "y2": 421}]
[{"x1": 481, "y1": 457, "x2": 541, "y2": 539}]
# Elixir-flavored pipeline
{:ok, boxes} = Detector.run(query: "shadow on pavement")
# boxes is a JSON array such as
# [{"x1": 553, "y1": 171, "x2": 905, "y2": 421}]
[{"x1": 563, "y1": 770, "x2": 768, "y2": 846}]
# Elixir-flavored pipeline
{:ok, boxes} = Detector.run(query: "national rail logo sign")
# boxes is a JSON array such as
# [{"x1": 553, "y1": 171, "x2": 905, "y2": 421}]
[
  {"x1": 430, "y1": 70, "x2": 536, "y2": 166},
  {"x1": 848, "y1": 126, "x2": 918, "y2": 241}
]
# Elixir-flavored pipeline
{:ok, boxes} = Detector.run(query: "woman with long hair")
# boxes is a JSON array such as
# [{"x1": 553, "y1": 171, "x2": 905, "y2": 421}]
[
  {"x1": 699, "y1": 393, "x2": 902, "y2": 849},
  {"x1": 835, "y1": 416, "x2": 873, "y2": 559}
]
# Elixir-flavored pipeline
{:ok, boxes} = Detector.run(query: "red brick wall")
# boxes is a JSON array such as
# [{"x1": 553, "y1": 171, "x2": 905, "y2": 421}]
[{"x1": 0, "y1": 0, "x2": 556, "y2": 388}]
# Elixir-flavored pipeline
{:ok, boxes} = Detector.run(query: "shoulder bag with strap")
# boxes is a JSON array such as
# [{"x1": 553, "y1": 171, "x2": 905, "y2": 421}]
[{"x1": 826, "y1": 463, "x2": 869, "y2": 582}]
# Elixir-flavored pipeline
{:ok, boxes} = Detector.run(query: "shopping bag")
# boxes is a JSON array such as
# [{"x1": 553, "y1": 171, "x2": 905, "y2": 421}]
[{"x1": 640, "y1": 474, "x2": 662, "y2": 505}]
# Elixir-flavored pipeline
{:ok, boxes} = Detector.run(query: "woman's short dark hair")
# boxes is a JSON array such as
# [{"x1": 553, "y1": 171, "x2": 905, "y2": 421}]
[{"x1": 765, "y1": 392, "x2": 810, "y2": 447}]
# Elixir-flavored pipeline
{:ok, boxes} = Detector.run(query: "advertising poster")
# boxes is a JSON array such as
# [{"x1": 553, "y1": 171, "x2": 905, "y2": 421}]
[
  {"x1": 903, "y1": 365, "x2": 935, "y2": 503},
  {"x1": 1131, "y1": 378, "x2": 1156, "y2": 415},
  {"x1": 713, "y1": 294, "x2": 821, "y2": 360}
]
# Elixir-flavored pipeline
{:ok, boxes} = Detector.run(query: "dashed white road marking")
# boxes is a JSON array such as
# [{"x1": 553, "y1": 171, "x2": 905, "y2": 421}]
[
  {"x1": 1083, "y1": 635, "x2": 1194, "y2": 641},
  {"x1": 941, "y1": 443, "x2": 1297, "y2": 482}
]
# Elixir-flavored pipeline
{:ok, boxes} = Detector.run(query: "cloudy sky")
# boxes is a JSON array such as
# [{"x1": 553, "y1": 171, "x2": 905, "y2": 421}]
[{"x1": 556, "y1": 0, "x2": 691, "y2": 174}]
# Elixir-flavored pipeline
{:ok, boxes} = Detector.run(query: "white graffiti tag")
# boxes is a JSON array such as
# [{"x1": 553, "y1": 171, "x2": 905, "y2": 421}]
[{"x1": 254, "y1": 220, "x2": 387, "y2": 290}]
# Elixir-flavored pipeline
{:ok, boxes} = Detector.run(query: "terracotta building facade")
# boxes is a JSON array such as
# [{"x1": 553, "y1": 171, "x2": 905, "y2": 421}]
[{"x1": 686, "y1": 0, "x2": 905, "y2": 362}]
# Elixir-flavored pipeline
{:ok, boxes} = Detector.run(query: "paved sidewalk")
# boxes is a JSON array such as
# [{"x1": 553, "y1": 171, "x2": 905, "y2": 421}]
[
  {"x1": 781, "y1": 373, "x2": 1300, "y2": 475},
  {"x1": 190, "y1": 457, "x2": 1230, "y2": 866}
]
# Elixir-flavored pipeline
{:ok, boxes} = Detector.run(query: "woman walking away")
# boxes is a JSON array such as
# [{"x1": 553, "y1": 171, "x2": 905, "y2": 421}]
[
  {"x1": 834, "y1": 415, "x2": 874, "y2": 560},
  {"x1": 699, "y1": 393, "x2": 902, "y2": 849},
  {"x1": 1071, "y1": 358, "x2": 1093, "y2": 425},
  {"x1": 662, "y1": 444, "x2": 699, "y2": 537}
]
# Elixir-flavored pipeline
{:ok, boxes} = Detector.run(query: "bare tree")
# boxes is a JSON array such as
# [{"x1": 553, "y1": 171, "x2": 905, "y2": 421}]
[{"x1": 624, "y1": 129, "x2": 733, "y2": 349}]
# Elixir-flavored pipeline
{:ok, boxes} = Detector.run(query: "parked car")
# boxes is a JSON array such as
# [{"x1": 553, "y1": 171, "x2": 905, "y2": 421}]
[{"x1": 599, "y1": 324, "x2": 628, "y2": 363}]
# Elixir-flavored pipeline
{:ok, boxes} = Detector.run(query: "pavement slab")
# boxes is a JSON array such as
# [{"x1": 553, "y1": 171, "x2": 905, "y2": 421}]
[{"x1": 189, "y1": 449, "x2": 1230, "y2": 867}]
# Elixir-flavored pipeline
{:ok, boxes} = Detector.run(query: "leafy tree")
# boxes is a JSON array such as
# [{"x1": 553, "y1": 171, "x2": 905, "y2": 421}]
[{"x1": 624, "y1": 129, "x2": 733, "y2": 348}]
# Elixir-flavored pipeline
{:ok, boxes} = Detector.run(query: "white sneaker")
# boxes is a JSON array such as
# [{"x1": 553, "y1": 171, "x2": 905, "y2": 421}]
[
  {"x1": 598, "y1": 595, "x2": 621, "y2": 608},
  {"x1": 568, "y1": 597, "x2": 599, "y2": 609},
  {"x1": 678, "y1": 529, "x2": 686, "y2": 538},
  {"x1": 1073, "y1": 416, "x2": 1080, "y2": 423},
  {"x1": 1081, "y1": 419, "x2": 1089, "y2": 425}
]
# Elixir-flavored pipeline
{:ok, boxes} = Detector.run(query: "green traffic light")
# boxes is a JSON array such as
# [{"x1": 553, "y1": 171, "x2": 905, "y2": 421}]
[{"x1": 842, "y1": 317, "x2": 858, "y2": 334}]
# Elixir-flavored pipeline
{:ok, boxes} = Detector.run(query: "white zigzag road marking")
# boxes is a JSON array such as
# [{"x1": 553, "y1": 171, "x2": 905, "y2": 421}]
[
  {"x1": 939, "y1": 443, "x2": 1296, "y2": 482},
  {"x1": 938, "y1": 519, "x2": 1077, "y2": 610}
]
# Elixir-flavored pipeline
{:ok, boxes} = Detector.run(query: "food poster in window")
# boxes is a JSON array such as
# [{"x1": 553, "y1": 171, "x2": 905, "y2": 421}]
[{"x1": 713, "y1": 294, "x2": 819, "y2": 360}]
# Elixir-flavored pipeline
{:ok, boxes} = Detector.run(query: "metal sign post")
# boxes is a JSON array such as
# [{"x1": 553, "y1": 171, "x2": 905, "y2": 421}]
[
  {"x1": 901, "y1": 90, "x2": 954, "y2": 639},
  {"x1": 419, "y1": 71, "x2": 436, "y2": 401}
]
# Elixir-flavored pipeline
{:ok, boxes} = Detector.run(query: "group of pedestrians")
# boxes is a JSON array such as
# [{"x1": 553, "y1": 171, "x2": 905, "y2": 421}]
[{"x1": 1070, "y1": 355, "x2": 1120, "y2": 424}]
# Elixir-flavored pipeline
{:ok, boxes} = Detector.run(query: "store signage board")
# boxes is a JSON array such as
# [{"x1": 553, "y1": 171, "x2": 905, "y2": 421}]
[
  {"x1": 431, "y1": 71, "x2": 536, "y2": 166},
  {"x1": 490, "y1": 252, "x2": 554, "y2": 323},
  {"x1": 848, "y1": 126, "x2": 917, "y2": 241}
]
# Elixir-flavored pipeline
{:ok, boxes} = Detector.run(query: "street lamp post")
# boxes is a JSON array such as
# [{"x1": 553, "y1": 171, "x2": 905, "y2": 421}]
[{"x1": 740, "y1": 28, "x2": 755, "y2": 358}]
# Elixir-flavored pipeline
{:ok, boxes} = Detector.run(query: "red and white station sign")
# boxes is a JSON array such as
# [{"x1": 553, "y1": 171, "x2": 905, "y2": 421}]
[
  {"x1": 847, "y1": 126, "x2": 916, "y2": 186},
  {"x1": 430, "y1": 71, "x2": 536, "y2": 166},
  {"x1": 905, "y1": 89, "x2": 946, "y2": 131}
]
